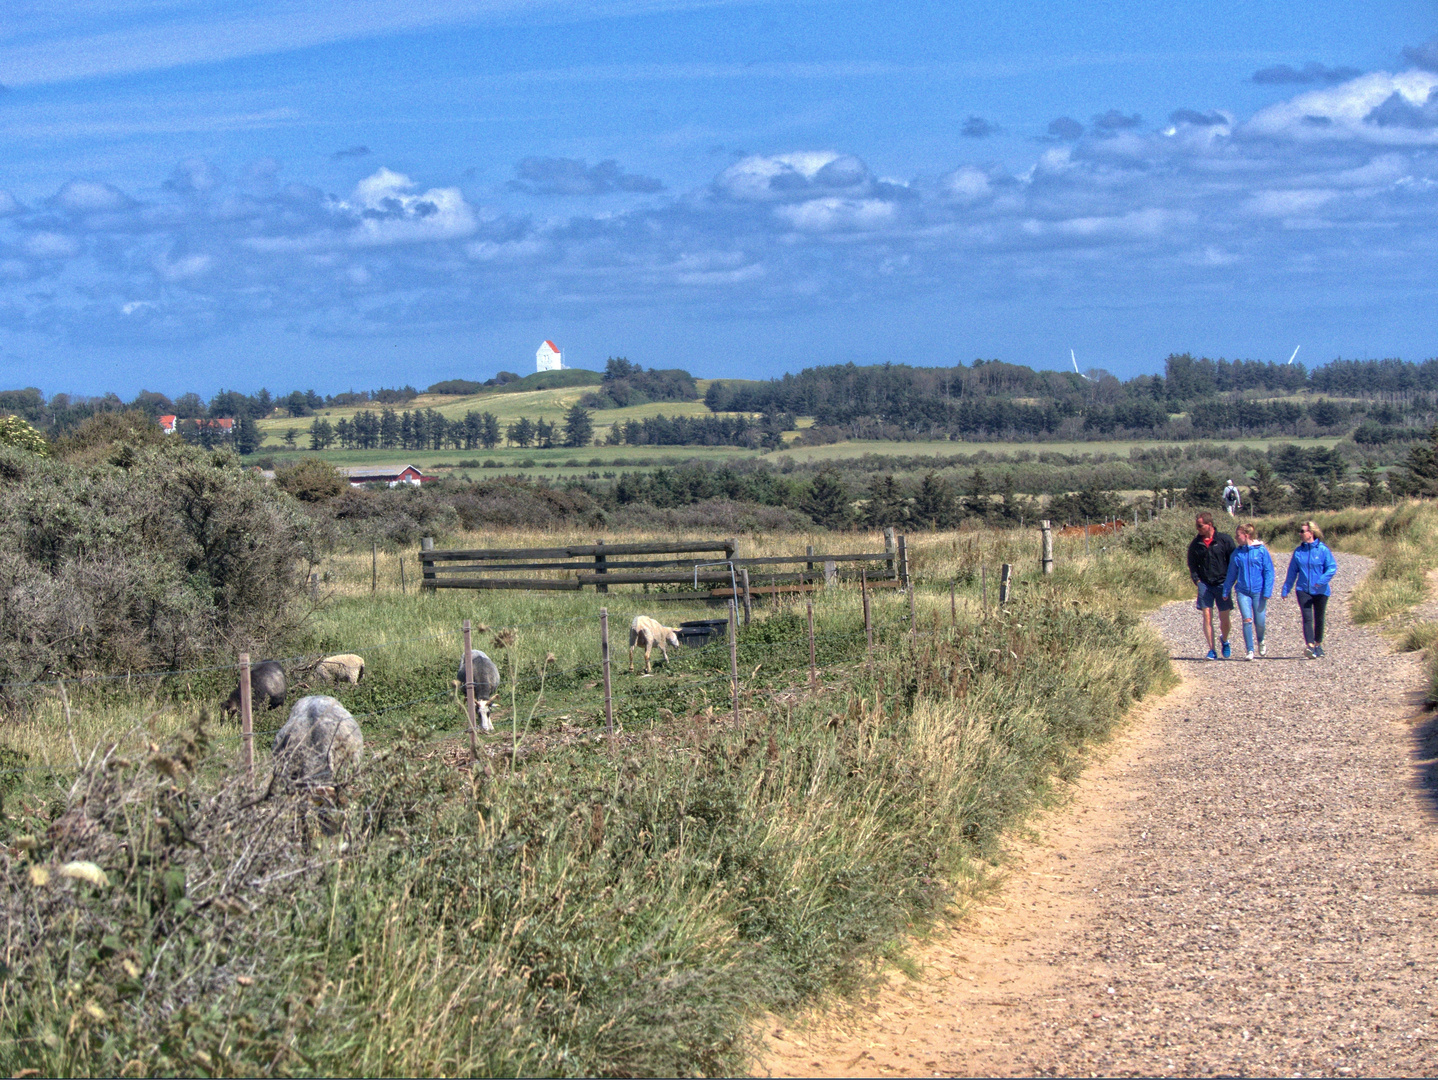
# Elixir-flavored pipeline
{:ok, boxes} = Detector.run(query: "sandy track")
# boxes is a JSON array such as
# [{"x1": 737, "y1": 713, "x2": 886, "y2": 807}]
[{"x1": 762, "y1": 554, "x2": 1438, "y2": 1077}]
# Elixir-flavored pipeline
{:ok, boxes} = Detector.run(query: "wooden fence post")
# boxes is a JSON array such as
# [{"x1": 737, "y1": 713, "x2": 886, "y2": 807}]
[
  {"x1": 805, "y1": 544, "x2": 814, "y2": 586},
  {"x1": 462, "y1": 620, "x2": 478, "y2": 759},
  {"x1": 594, "y1": 539, "x2": 608, "y2": 594},
  {"x1": 399, "y1": 557, "x2": 406, "y2": 595},
  {"x1": 824, "y1": 560, "x2": 837, "y2": 588},
  {"x1": 421, "y1": 537, "x2": 434, "y2": 593},
  {"x1": 238, "y1": 652, "x2": 253, "y2": 787},
  {"x1": 741, "y1": 568, "x2": 752, "y2": 627},
  {"x1": 729, "y1": 599, "x2": 741, "y2": 725},
  {"x1": 884, "y1": 527, "x2": 897, "y2": 580},
  {"x1": 1041, "y1": 521, "x2": 1054, "y2": 575},
  {"x1": 908, "y1": 582, "x2": 917, "y2": 636},
  {"x1": 897, "y1": 534, "x2": 910, "y2": 587},
  {"x1": 999, "y1": 563, "x2": 1012, "y2": 605},
  {"x1": 807, "y1": 599, "x2": 817, "y2": 689},
  {"x1": 600, "y1": 608, "x2": 614, "y2": 738},
  {"x1": 861, "y1": 570, "x2": 873, "y2": 659},
  {"x1": 372, "y1": 541, "x2": 378, "y2": 593}
]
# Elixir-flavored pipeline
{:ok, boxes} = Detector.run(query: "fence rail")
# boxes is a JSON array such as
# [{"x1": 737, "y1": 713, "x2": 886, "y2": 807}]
[{"x1": 419, "y1": 533, "x2": 909, "y2": 599}]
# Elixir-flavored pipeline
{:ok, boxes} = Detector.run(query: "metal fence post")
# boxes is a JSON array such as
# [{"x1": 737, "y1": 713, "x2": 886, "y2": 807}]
[
  {"x1": 600, "y1": 608, "x2": 614, "y2": 738},
  {"x1": 1041, "y1": 520, "x2": 1054, "y2": 575},
  {"x1": 399, "y1": 557, "x2": 406, "y2": 595},
  {"x1": 463, "y1": 620, "x2": 478, "y2": 759},
  {"x1": 729, "y1": 598, "x2": 741, "y2": 725},
  {"x1": 372, "y1": 541, "x2": 378, "y2": 593},
  {"x1": 238, "y1": 652, "x2": 253, "y2": 786}
]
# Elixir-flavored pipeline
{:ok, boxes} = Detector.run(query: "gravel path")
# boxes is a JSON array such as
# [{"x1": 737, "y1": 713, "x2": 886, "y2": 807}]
[{"x1": 763, "y1": 553, "x2": 1438, "y2": 1077}]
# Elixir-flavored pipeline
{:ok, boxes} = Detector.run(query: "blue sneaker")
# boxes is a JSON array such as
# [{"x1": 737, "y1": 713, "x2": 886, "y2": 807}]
[
  {"x1": 1221, "y1": 641, "x2": 1231, "y2": 659},
  {"x1": 1206, "y1": 649, "x2": 1218, "y2": 661},
  {"x1": 1313, "y1": 644, "x2": 1325, "y2": 658}
]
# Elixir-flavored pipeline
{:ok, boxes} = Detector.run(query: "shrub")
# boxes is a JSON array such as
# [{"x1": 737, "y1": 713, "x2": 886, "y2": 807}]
[
  {"x1": 275, "y1": 458, "x2": 346, "y2": 502},
  {"x1": 0, "y1": 414, "x2": 48, "y2": 455}
]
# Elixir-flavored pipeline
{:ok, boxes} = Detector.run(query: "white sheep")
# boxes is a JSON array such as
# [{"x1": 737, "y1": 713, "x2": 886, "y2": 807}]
[
  {"x1": 629, "y1": 615, "x2": 682, "y2": 674},
  {"x1": 272, "y1": 695, "x2": 363, "y2": 786},
  {"x1": 456, "y1": 649, "x2": 502, "y2": 732},
  {"x1": 314, "y1": 653, "x2": 365, "y2": 685}
]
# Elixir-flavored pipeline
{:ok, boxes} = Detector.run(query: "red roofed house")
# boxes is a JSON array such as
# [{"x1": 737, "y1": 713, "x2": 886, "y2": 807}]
[
  {"x1": 341, "y1": 464, "x2": 433, "y2": 488},
  {"x1": 158, "y1": 415, "x2": 177, "y2": 433},
  {"x1": 536, "y1": 340, "x2": 562, "y2": 372},
  {"x1": 158, "y1": 416, "x2": 234, "y2": 435}
]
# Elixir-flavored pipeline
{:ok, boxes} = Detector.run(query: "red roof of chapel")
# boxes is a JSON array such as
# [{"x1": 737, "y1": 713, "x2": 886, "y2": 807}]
[{"x1": 542, "y1": 340, "x2": 559, "y2": 351}]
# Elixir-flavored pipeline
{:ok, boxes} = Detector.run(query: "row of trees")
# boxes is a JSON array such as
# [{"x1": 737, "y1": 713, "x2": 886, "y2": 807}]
[{"x1": 306, "y1": 404, "x2": 597, "y2": 452}]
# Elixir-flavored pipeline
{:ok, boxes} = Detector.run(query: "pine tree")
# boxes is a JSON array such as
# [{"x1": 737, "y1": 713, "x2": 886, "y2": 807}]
[
  {"x1": 804, "y1": 469, "x2": 850, "y2": 529},
  {"x1": 234, "y1": 414, "x2": 261, "y2": 455},
  {"x1": 1186, "y1": 469, "x2": 1221, "y2": 508},
  {"x1": 563, "y1": 404, "x2": 594, "y2": 448},
  {"x1": 915, "y1": 472, "x2": 956, "y2": 527},
  {"x1": 1360, "y1": 460, "x2": 1386, "y2": 506},
  {"x1": 480, "y1": 412, "x2": 501, "y2": 450},
  {"x1": 1246, "y1": 460, "x2": 1286, "y2": 515}
]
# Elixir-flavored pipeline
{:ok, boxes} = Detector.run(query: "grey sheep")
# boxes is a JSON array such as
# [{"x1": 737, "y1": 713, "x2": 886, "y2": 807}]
[
  {"x1": 272, "y1": 695, "x2": 363, "y2": 786},
  {"x1": 222, "y1": 660, "x2": 286, "y2": 718},
  {"x1": 456, "y1": 649, "x2": 501, "y2": 732}
]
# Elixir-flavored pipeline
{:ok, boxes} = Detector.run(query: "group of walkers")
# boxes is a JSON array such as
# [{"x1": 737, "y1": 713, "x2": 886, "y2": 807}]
[{"x1": 1187, "y1": 511, "x2": 1338, "y2": 661}]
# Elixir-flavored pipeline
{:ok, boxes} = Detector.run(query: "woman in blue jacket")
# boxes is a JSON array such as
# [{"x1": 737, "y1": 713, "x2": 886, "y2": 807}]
[
  {"x1": 1223, "y1": 522, "x2": 1275, "y2": 660},
  {"x1": 1281, "y1": 520, "x2": 1339, "y2": 659}
]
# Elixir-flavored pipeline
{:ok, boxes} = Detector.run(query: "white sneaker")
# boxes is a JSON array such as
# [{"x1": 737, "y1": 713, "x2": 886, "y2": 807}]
[
  {"x1": 1258, "y1": 640, "x2": 1266, "y2": 657},
  {"x1": 1245, "y1": 650, "x2": 1255, "y2": 661}
]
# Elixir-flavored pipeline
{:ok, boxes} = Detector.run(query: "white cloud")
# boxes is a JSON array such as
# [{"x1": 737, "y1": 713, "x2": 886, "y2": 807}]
[
  {"x1": 154, "y1": 252, "x2": 213, "y2": 280},
  {"x1": 1245, "y1": 69, "x2": 1438, "y2": 143},
  {"x1": 342, "y1": 168, "x2": 478, "y2": 247},
  {"x1": 24, "y1": 231, "x2": 81, "y2": 258},
  {"x1": 1243, "y1": 189, "x2": 1337, "y2": 217},
  {"x1": 773, "y1": 197, "x2": 897, "y2": 232},
  {"x1": 51, "y1": 179, "x2": 130, "y2": 213},
  {"x1": 714, "y1": 152, "x2": 873, "y2": 201},
  {"x1": 941, "y1": 166, "x2": 991, "y2": 203}
]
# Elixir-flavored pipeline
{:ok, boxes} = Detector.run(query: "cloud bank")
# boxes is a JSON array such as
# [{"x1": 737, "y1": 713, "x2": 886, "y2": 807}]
[{"x1": 2, "y1": 64, "x2": 1438, "y2": 354}]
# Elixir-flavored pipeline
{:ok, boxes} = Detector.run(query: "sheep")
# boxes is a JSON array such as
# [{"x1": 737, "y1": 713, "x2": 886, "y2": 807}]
[
  {"x1": 629, "y1": 615, "x2": 682, "y2": 674},
  {"x1": 272, "y1": 695, "x2": 363, "y2": 786},
  {"x1": 314, "y1": 653, "x2": 365, "y2": 685},
  {"x1": 221, "y1": 660, "x2": 286, "y2": 718},
  {"x1": 456, "y1": 649, "x2": 501, "y2": 732}
]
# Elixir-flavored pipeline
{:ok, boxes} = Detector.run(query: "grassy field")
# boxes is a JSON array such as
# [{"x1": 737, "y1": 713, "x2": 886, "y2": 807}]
[
  {"x1": 254, "y1": 382, "x2": 726, "y2": 450},
  {"x1": 771, "y1": 435, "x2": 1346, "y2": 464}
]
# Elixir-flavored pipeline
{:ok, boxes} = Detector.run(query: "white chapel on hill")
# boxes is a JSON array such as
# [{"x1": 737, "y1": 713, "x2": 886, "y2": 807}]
[{"x1": 536, "y1": 340, "x2": 562, "y2": 372}]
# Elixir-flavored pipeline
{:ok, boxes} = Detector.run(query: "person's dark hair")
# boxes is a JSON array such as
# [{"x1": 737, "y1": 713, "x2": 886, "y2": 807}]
[{"x1": 1195, "y1": 511, "x2": 1214, "y2": 527}]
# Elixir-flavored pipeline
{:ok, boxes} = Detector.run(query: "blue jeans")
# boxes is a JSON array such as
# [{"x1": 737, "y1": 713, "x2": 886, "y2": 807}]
[{"x1": 1233, "y1": 591, "x2": 1267, "y2": 653}]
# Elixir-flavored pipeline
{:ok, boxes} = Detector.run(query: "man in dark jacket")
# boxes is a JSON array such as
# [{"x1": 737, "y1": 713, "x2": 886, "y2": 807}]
[{"x1": 1187, "y1": 510, "x2": 1237, "y2": 659}]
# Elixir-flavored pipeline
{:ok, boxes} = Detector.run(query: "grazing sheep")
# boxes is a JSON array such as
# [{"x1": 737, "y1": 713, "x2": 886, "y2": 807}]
[
  {"x1": 456, "y1": 649, "x2": 501, "y2": 732},
  {"x1": 272, "y1": 695, "x2": 363, "y2": 786},
  {"x1": 629, "y1": 615, "x2": 681, "y2": 674},
  {"x1": 314, "y1": 653, "x2": 365, "y2": 685},
  {"x1": 221, "y1": 660, "x2": 286, "y2": 718}
]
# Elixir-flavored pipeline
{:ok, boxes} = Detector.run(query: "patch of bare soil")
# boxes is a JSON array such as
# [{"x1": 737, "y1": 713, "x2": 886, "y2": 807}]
[{"x1": 761, "y1": 554, "x2": 1438, "y2": 1077}]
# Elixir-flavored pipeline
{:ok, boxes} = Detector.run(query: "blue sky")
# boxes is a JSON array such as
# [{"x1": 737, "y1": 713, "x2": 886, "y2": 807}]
[{"x1": 1, "y1": 0, "x2": 1436, "y2": 396}]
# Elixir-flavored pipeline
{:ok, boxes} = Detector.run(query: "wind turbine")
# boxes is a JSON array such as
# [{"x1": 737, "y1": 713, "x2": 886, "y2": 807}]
[
  {"x1": 1071, "y1": 349, "x2": 1094, "y2": 382},
  {"x1": 1286, "y1": 345, "x2": 1301, "y2": 365}
]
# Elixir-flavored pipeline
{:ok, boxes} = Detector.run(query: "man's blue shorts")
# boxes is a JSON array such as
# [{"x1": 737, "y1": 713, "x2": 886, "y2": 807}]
[{"x1": 1195, "y1": 581, "x2": 1234, "y2": 612}]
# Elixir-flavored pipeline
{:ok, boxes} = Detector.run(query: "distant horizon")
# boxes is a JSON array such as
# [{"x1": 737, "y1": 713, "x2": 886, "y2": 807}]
[{"x1": 4, "y1": 348, "x2": 1422, "y2": 403}]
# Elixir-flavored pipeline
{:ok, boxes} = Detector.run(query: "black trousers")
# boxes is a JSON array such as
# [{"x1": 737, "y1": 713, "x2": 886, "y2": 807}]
[{"x1": 1297, "y1": 590, "x2": 1328, "y2": 645}]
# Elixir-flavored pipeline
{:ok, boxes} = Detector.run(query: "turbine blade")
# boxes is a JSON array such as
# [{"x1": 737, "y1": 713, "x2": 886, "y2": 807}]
[{"x1": 1287, "y1": 345, "x2": 1301, "y2": 365}]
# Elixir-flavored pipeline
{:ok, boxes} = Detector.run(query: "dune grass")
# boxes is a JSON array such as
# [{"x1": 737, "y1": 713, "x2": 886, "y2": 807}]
[{"x1": 0, "y1": 519, "x2": 1190, "y2": 1076}]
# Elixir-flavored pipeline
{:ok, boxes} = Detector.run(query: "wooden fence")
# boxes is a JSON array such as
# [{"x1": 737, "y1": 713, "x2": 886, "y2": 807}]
[{"x1": 418, "y1": 533, "x2": 909, "y2": 599}]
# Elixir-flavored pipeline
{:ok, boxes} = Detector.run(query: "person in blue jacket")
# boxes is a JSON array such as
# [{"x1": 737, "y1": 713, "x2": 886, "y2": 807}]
[
  {"x1": 1281, "y1": 520, "x2": 1339, "y2": 659},
  {"x1": 1222, "y1": 522, "x2": 1275, "y2": 660}
]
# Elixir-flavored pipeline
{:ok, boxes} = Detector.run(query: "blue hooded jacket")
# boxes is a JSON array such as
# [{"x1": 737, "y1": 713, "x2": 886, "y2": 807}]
[
  {"x1": 1223, "y1": 540, "x2": 1275, "y2": 599},
  {"x1": 1282, "y1": 540, "x2": 1338, "y2": 598}
]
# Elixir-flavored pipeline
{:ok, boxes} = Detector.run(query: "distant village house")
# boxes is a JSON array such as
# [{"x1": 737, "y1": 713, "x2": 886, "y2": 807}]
[
  {"x1": 158, "y1": 415, "x2": 234, "y2": 435},
  {"x1": 536, "y1": 340, "x2": 562, "y2": 372},
  {"x1": 340, "y1": 464, "x2": 433, "y2": 488}
]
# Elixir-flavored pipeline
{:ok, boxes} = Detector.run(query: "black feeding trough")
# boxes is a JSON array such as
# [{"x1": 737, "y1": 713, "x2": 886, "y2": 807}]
[{"x1": 678, "y1": 619, "x2": 728, "y2": 648}]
